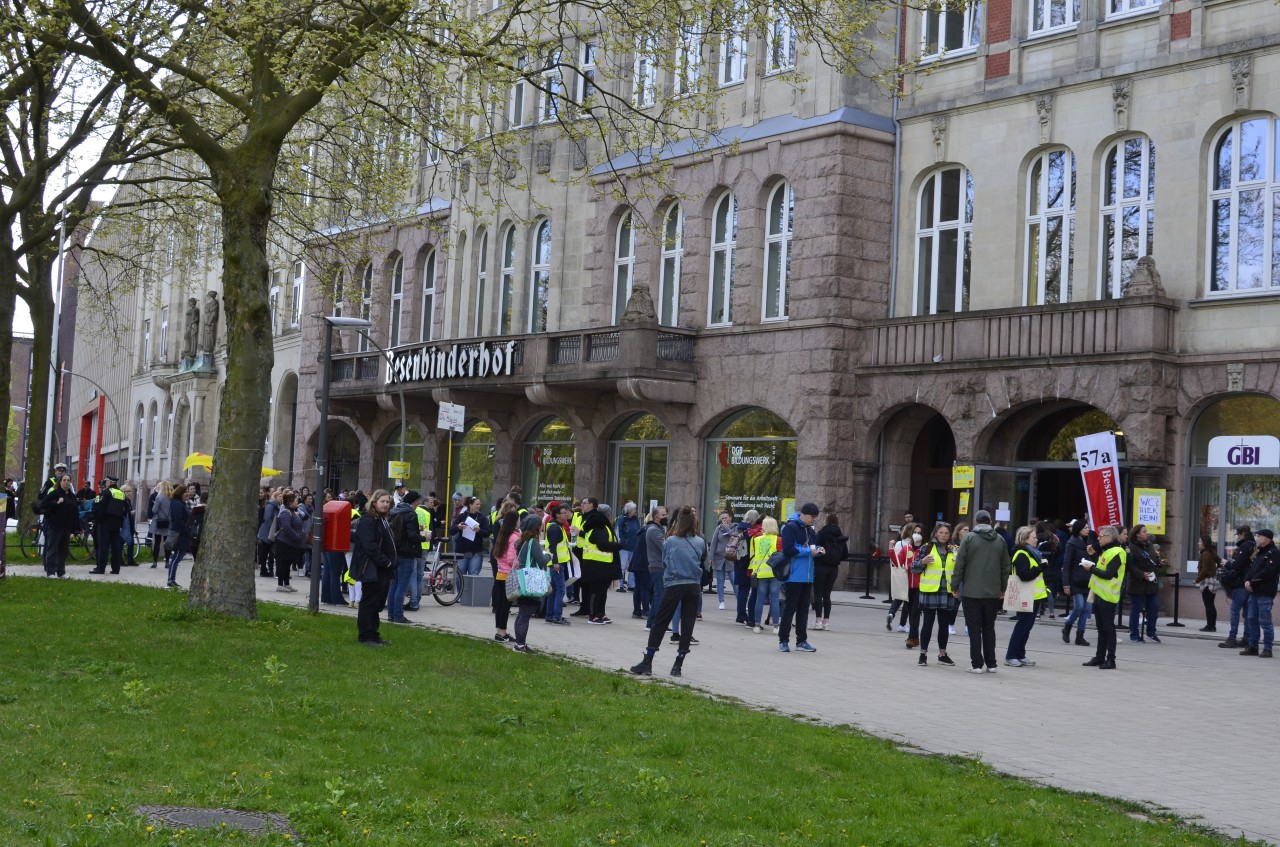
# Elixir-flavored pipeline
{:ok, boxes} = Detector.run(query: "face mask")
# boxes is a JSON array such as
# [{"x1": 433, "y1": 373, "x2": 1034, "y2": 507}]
[{"x1": 911, "y1": 533, "x2": 922, "y2": 545}]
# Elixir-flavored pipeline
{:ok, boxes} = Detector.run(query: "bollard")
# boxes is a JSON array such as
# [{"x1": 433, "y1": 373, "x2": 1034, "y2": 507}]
[{"x1": 1166, "y1": 571, "x2": 1185, "y2": 627}]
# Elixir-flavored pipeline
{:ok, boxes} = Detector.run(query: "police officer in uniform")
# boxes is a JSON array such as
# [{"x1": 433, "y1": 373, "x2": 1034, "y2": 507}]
[
  {"x1": 91, "y1": 476, "x2": 129, "y2": 574},
  {"x1": 38, "y1": 462, "x2": 69, "y2": 504}
]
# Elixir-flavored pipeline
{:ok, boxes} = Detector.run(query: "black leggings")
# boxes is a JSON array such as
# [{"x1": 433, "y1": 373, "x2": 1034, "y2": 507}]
[
  {"x1": 1093, "y1": 599, "x2": 1118, "y2": 662},
  {"x1": 646, "y1": 583, "x2": 700, "y2": 654},
  {"x1": 919, "y1": 606, "x2": 950, "y2": 653},
  {"x1": 493, "y1": 580, "x2": 513, "y2": 630},
  {"x1": 581, "y1": 581, "x2": 609, "y2": 618},
  {"x1": 812, "y1": 566, "x2": 838, "y2": 618},
  {"x1": 1200, "y1": 587, "x2": 1217, "y2": 628},
  {"x1": 257, "y1": 540, "x2": 275, "y2": 575}
]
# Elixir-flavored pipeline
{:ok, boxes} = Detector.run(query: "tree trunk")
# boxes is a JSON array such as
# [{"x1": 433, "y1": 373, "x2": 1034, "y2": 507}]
[
  {"x1": 0, "y1": 241, "x2": 17, "y2": 494},
  {"x1": 185, "y1": 153, "x2": 278, "y2": 619},
  {"x1": 17, "y1": 249, "x2": 54, "y2": 531}
]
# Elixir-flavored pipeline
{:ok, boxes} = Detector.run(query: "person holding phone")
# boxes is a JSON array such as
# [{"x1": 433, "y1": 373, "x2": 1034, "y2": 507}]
[{"x1": 777, "y1": 503, "x2": 823, "y2": 653}]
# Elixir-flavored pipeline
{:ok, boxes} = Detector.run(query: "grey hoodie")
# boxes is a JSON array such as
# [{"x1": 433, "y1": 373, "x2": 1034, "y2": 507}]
[{"x1": 952, "y1": 524, "x2": 1013, "y2": 599}]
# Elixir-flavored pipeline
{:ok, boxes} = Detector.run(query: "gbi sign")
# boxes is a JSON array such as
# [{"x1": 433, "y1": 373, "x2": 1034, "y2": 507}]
[{"x1": 1207, "y1": 436, "x2": 1280, "y2": 469}]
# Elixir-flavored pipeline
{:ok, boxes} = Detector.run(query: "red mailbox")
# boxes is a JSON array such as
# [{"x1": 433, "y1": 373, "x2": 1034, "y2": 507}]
[{"x1": 323, "y1": 499, "x2": 353, "y2": 552}]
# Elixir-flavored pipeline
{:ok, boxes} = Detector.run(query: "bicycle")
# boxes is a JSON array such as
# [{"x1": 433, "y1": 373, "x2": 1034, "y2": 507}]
[
  {"x1": 421, "y1": 550, "x2": 460, "y2": 606},
  {"x1": 20, "y1": 517, "x2": 95, "y2": 561}
]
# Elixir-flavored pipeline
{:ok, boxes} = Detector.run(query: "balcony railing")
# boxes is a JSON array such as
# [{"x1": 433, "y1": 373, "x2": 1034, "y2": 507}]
[
  {"x1": 331, "y1": 353, "x2": 381, "y2": 382},
  {"x1": 657, "y1": 332, "x2": 696, "y2": 362}
]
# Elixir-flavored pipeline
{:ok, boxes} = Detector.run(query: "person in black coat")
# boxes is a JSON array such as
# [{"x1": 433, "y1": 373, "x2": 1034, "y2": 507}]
[
  {"x1": 165, "y1": 484, "x2": 193, "y2": 588},
  {"x1": 577, "y1": 499, "x2": 624, "y2": 624},
  {"x1": 352, "y1": 490, "x2": 398, "y2": 646},
  {"x1": 813, "y1": 514, "x2": 848, "y2": 630},
  {"x1": 41, "y1": 474, "x2": 80, "y2": 577},
  {"x1": 1059, "y1": 519, "x2": 1092, "y2": 647}
]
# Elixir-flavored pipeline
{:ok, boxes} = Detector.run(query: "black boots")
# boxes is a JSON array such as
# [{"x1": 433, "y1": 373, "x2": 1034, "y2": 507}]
[
  {"x1": 670, "y1": 652, "x2": 687, "y2": 677},
  {"x1": 1061, "y1": 623, "x2": 1071, "y2": 644},
  {"x1": 629, "y1": 653, "x2": 654, "y2": 676},
  {"x1": 1075, "y1": 635, "x2": 1090, "y2": 647}
]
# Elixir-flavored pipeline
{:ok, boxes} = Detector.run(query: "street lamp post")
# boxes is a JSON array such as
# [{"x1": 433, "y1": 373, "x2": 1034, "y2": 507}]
[{"x1": 309, "y1": 315, "x2": 372, "y2": 613}]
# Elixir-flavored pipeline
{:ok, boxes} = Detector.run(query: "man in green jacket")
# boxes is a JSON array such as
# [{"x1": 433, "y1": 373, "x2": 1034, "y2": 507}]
[{"x1": 952, "y1": 510, "x2": 1013, "y2": 674}]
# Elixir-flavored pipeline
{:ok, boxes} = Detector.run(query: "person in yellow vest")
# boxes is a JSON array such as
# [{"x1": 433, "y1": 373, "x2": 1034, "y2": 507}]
[
  {"x1": 749, "y1": 516, "x2": 783, "y2": 633},
  {"x1": 915, "y1": 522, "x2": 957, "y2": 666},
  {"x1": 90, "y1": 476, "x2": 128, "y2": 574},
  {"x1": 543, "y1": 502, "x2": 574, "y2": 625},
  {"x1": 566, "y1": 503, "x2": 587, "y2": 610},
  {"x1": 578, "y1": 498, "x2": 622, "y2": 624},
  {"x1": 408, "y1": 498, "x2": 433, "y2": 612},
  {"x1": 1081, "y1": 525, "x2": 1126, "y2": 669},
  {"x1": 1005, "y1": 525, "x2": 1048, "y2": 667}
]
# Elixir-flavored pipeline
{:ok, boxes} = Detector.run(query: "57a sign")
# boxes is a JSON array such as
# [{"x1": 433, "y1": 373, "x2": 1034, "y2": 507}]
[{"x1": 1075, "y1": 431, "x2": 1124, "y2": 530}]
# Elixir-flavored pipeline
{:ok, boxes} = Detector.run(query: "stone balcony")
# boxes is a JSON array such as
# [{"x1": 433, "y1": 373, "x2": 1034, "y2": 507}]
[
  {"x1": 326, "y1": 322, "x2": 698, "y2": 410},
  {"x1": 866, "y1": 295, "x2": 1180, "y2": 370}
]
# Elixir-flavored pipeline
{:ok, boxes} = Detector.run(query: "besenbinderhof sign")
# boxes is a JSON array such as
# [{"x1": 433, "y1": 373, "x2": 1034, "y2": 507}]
[{"x1": 386, "y1": 340, "x2": 518, "y2": 386}]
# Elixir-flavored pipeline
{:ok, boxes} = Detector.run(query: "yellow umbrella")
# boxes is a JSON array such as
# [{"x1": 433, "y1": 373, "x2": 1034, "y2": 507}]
[
  {"x1": 260, "y1": 467, "x2": 284, "y2": 477},
  {"x1": 182, "y1": 452, "x2": 213, "y2": 471}
]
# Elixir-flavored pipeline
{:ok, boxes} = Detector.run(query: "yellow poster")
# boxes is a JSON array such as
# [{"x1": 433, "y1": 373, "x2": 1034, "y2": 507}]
[
  {"x1": 387, "y1": 460, "x2": 410, "y2": 481},
  {"x1": 1132, "y1": 488, "x2": 1166, "y2": 535},
  {"x1": 958, "y1": 491, "x2": 970, "y2": 515},
  {"x1": 952, "y1": 465, "x2": 975, "y2": 489},
  {"x1": 781, "y1": 498, "x2": 796, "y2": 520}
]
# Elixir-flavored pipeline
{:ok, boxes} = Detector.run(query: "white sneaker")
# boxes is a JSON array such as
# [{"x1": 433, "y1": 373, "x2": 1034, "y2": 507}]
[
  {"x1": 772, "y1": 626, "x2": 780, "y2": 635},
  {"x1": 897, "y1": 625, "x2": 908, "y2": 633},
  {"x1": 948, "y1": 625, "x2": 956, "y2": 635},
  {"x1": 753, "y1": 625, "x2": 763, "y2": 633},
  {"x1": 967, "y1": 667, "x2": 986, "y2": 675},
  {"x1": 718, "y1": 602, "x2": 725, "y2": 610}
]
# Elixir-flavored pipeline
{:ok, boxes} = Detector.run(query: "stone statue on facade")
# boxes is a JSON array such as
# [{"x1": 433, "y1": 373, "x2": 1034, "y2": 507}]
[
  {"x1": 199, "y1": 291, "x2": 220, "y2": 355},
  {"x1": 620, "y1": 283, "x2": 657, "y2": 324},
  {"x1": 180, "y1": 297, "x2": 200, "y2": 366},
  {"x1": 1126, "y1": 256, "x2": 1166, "y2": 297}
]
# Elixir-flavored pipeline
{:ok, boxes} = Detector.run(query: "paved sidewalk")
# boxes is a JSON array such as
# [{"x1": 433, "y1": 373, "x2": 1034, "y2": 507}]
[{"x1": 12, "y1": 564, "x2": 1276, "y2": 844}]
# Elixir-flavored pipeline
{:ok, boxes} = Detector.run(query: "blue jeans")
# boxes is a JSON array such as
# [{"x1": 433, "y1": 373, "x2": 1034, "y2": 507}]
[
  {"x1": 166, "y1": 537, "x2": 190, "y2": 585},
  {"x1": 387, "y1": 557, "x2": 416, "y2": 619},
  {"x1": 1244, "y1": 594, "x2": 1274, "y2": 650},
  {"x1": 753, "y1": 577, "x2": 781, "y2": 627},
  {"x1": 1006, "y1": 611, "x2": 1036, "y2": 661},
  {"x1": 1229, "y1": 587, "x2": 1248, "y2": 639},
  {"x1": 546, "y1": 566, "x2": 565, "y2": 621},
  {"x1": 715, "y1": 566, "x2": 736, "y2": 604},
  {"x1": 1128, "y1": 592, "x2": 1159, "y2": 639},
  {"x1": 647, "y1": 573, "x2": 666, "y2": 628},
  {"x1": 632, "y1": 569, "x2": 651, "y2": 614},
  {"x1": 1064, "y1": 589, "x2": 1092, "y2": 633},
  {"x1": 458, "y1": 553, "x2": 484, "y2": 577},
  {"x1": 321, "y1": 551, "x2": 346, "y2": 604},
  {"x1": 408, "y1": 556, "x2": 424, "y2": 609},
  {"x1": 619, "y1": 551, "x2": 634, "y2": 588}
]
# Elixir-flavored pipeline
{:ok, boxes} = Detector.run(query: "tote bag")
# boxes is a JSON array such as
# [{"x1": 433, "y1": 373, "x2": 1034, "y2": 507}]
[{"x1": 1002, "y1": 575, "x2": 1036, "y2": 614}]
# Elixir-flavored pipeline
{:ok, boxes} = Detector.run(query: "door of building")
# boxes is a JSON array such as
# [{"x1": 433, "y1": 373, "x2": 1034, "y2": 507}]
[{"x1": 974, "y1": 466, "x2": 1035, "y2": 529}]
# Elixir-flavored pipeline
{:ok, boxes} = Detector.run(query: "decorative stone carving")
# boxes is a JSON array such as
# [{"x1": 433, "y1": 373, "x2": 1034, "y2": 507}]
[
  {"x1": 1125, "y1": 256, "x2": 1165, "y2": 297},
  {"x1": 571, "y1": 144, "x2": 587, "y2": 170},
  {"x1": 535, "y1": 142, "x2": 552, "y2": 174},
  {"x1": 199, "y1": 291, "x2": 220, "y2": 355},
  {"x1": 1112, "y1": 80, "x2": 1131, "y2": 133},
  {"x1": 475, "y1": 155, "x2": 490, "y2": 187},
  {"x1": 1227, "y1": 362, "x2": 1244, "y2": 393},
  {"x1": 931, "y1": 115, "x2": 948, "y2": 163},
  {"x1": 1035, "y1": 94, "x2": 1054, "y2": 144},
  {"x1": 181, "y1": 297, "x2": 199, "y2": 362},
  {"x1": 1231, "y1": 57, "x2": 1251, "y2": 111},
  {"x1": 459, "y1": 160, "x2": 471, "y2": 192},
  {"x1": 620, "y1": 282, "x2": 657, "y2": 324}
]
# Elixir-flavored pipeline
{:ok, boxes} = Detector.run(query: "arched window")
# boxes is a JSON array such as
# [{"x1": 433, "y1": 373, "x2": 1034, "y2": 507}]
[
  {"x1": 1099, "y1": 135, "x2": 1155, "y2": 299},
  {"x1": 135, "y1": 403, "x2": 146, "y2": 474},
  {"x1": 528, "y1": 219, "x2": 551, "y2": 333},
  {"x1": 149, "y1": 401, "x2": 159, "y2": 459},
  {"x1": 763, "y1": 181, "x2": 795, "y2": 320},
  {"x1": 915, "y1": 166, "x2": 973, "y2": 314},
  {"x1": 499, "y1": 225, "x2": 516, "y2": 335},
  {"x1": 388, "y1": 256, "x2": 404, "y2": 347},
  {"x1": 659, "y1": 204, "x2": 683, "y2": 326},
  {"x1": 475, "y1": 229, "x2": 489, "y2": 336},
  {"x1": 708, "y1": 192, "x2": 736, "y2": 325},
  {"x1": 613, "y1": 212, "x2": 635, "y2": 324},
  {"x1": 421, "y1": 248, "x2": 436, "y2": 342},
  {"x1": 1208, "y1": 116, "x2": 1280, "y2": 295},
  {"x1": 1025, "y1": 148, "x2": 1076, "y2": 305},
  {"x1": 358, "y1": 262, "x2": 373, "y2": 351}
]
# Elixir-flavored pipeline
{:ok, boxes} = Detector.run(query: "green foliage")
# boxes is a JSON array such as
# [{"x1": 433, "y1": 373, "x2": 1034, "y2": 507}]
[{"x1": 0, "y1": 578, "x2": 1258, "y2": 847}]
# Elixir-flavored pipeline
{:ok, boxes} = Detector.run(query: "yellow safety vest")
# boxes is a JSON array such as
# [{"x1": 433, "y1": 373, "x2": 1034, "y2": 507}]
[
  {"x1": 415, "y1": 506, "x2": 432, "y2": 551},
  {"x1": 918, "y1": 543, "x2": 955, "y2": 594},
  {"x1": 571, "y1": 512, "x2": 585, "y2": 550},
  {"x1": 550, "y1": 524, "x2": 572, "y2": 564},
  {"x1": 1089, "y1": 545, "x2": 1127, "y2": 604},
  {"x1": 580, "y1": 523, "x2": 614, "y2": 563},
  {"x1": 750, "y1": 533, "x2": 779, "y2": 578},
  {"x1": 1013, "y1": 548, "x2": 1049, "y2": 600}
]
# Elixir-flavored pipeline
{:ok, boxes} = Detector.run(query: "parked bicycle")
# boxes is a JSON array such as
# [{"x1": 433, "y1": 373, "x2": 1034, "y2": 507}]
[
  {"x1": 422, "y1": 551, "x2": 460, "y2": 606},
  {"x1": 20, "y1": 517, "x2": 95, "y2": 561}
]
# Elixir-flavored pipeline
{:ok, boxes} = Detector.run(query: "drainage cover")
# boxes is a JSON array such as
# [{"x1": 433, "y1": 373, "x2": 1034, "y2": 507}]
[{"x1": 135, "y1": 806, "x2": 298, "y2": 839}]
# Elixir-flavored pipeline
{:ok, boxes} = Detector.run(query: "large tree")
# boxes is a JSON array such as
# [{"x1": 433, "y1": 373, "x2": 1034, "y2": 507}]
[{"x1": 44, "y1": 0, "x2": 901, "y2": 618}]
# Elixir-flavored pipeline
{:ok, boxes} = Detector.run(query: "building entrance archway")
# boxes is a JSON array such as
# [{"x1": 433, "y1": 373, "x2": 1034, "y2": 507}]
[{"x1": 607, "y1": 414, "x2": 670, "y2": 513}]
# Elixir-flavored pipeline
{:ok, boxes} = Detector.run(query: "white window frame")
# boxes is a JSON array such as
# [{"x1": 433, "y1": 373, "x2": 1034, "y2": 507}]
[
  {"x1": 421, "y1": 248, "x2": 437, "y2": 342},
  {"x1": 762, "y1": 181, "x2": 794, "y2": 320},
  {"x1": 509, "y1": 56, "x2": 528, "y2": 128},
  {"x1": 1024, "y1": 148, "x2": 1077, "y2": 306},
  {"x1": 1028, "y1": 0, "x2": 1080, "y2": 35},
  {"x1": 499, "y1": 225, "x2": 516, "y2": 335},
  {"x1": 535, "y1": 49, "x2": 562, "y2": 123},
  {"x1": 528, "y1": 219, "x2": 552, "y2": 333},
  {"x1": 389, "y1": 256, "x2": 404, "y2": 348},
  {"x1": 150, "y1": 403, "x2": 159, "y2": 459},
  {"x1": 1099, "y1": 135, "x2": 1156, "y2": 300},
  {"x1": 659, "y1": 204, "x2": 684, "y2": 326},
  {"x1": 920, "y1": 1, "x2": 982, "y2": 61},
  {"x1": 914, "y1": 166, "x2": 974, "y2": 315},
  {"x1": 359, "y1": 263, "x2": 373, "y2": 352},
  {"x1": 613, "y1": 212, "x2": 635, "y2": 325},
  {"x1": 136, "y1": 406, "x2": 145, "y2": 473},
  {"x1": 576, "y1": 41, "x2": 597, "y2": 107},
  {"x1": 291, "y1": 260, "x2": 304, "y2": 327},
  {"x1": 633, "y1": 38, "x2": 659, "y2": 108},
  {"x1": 142, "y1": 318, "x2": 151, "y2": 366},
  {"x1": 675, "y1": 24, "x2": 701, "y2": 97},
  {"x1": 719, "y1": 28, "x2": 748, "y2": 86},
  {"x1": 159, "y1": 306, "x2": 169, "y2": 361},
  {"x1": 475, "y1": 229, "x2": 489, "y2": 336},
  {"x1": 708, "y1": 192, "x2": 737, "y2": 326},
  {"x1": 766, "y1": 14, "x2": 797, "y2": 74},
  {"x1": 1207, "y1": 116, "x2": 1280, "y2": 296},
  {"x1": 1107, "y1": 0, "x2": 1160, "y2": 20},
  {"x1": 270, "y1": 271, "x2": 283, "y2": 335}
]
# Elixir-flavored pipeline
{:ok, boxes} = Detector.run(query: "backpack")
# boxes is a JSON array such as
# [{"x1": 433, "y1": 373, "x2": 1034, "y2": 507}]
[
  {"x1": 769, "y1": 552, "x2": 789, "y2": 581},
  {"x1": 268, "y1": 511, "x2": 281, "y2": 542},
  {"x1": 629, "y1": 528, "x2": 650, "y2": 572},
  {"x1": 723, "y1": 530, "x2": 741, "y2": 562}
]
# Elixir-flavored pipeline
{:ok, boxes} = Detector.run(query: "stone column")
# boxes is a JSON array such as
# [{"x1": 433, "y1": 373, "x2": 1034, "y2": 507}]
[{"x1": 845, "y1": 461, "x2": 879, "y2": 590}]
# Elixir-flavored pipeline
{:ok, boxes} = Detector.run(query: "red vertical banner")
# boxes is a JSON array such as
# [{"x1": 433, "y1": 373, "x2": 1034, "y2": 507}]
[{"x1": 1075, "y1": 431, "x2": 1124, "y2": 529}]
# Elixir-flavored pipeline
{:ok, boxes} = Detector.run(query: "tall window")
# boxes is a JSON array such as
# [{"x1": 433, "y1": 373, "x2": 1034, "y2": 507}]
[
  {"x1": 921, "y1": 2, "x2": 981, "y2": 59},
  {"x1": 136, "y1": 406, "x2": 145, "y2": 473},
  {"x1": 1108, "y1": 0, "x2": 1159, "y2": 18},
  {"x1": 528, "y1": 219, "x2": 552, "y2": 333},
  {"x1": 150, "y1": 402, "x2": 159, "y2": 459},
  {"x1": 660, "y1": 204, "x2": 683, "y2": 326},
  {"x1": 766, "y1": 14, "x2": 797, "y2": 73},
  {"x1": 509, "y1": 56, "x2": 528, "y2": 128},
  {"x1": 291, "y1": 261, "x2": 304, "y2": 327},
  {"x1": 1100, "y1": 136, "x2": 1155, "y2": 299},
  {"x1": 421, "y1": 248, "x2": 437, "y2": 341},
  {"x1": 719, "y1": 27, "x2": 747, "y2": 85},
  {"x1": 269, "y1": 270, "x2": 283, "y2": 335},
  {"x1": 612, "y1": 213, "x2": 636, "y2": 324},
  {"x1": 633, "y1": 38, "x2": 658, "y2": 108},
  {"x1": 675, "y1": 24, "x2": 701, "y2": 96},
  {"x1": 499, "y1": 225, "x2": 516, "y2": 334},
  {"x1": 359, "y1": 263, "x2": 373, "y2": 351},
  {"x1": 1025, "y1": 148, "x2": 1076, "y2": 305},
  {"x1": 536, "y1": 49, "x2": 561, "y2": 123},
  {"x1": 915, "y1": 166, "x2": 974, "y2": 314},
  {"x1": 475, "y1": 229, "x2": 489, "y2": 336},
  {"x1": 763, "y1": 182, "x2": 795, "y2": 320},
  {"x1": 159, "y1": 306, "x2": 169, "y2": 360},
  {"x1": 389, "y1": 256, "x2": 404, "y2": 347},
  {"x1": 1209, "y1": 116, "x2": 1280, "y2": 295},
  {"x1": 142, "y1": 319, "x2": 152, "y2": 366},
  {"x1": 709, "y1": 192, "x2": 737, "y2": 325},
  {"x1": 576, "y1": 41, "x2": 597, "y2": 106},
  {"x1": 1029, "y1": 0, "x2": 1079, "y2": 33}
]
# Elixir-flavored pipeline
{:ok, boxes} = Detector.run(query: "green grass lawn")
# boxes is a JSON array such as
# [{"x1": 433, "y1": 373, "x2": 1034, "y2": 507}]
[{"x1": 0, "y1": 578, "x2": 1253, "y2": 846}]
